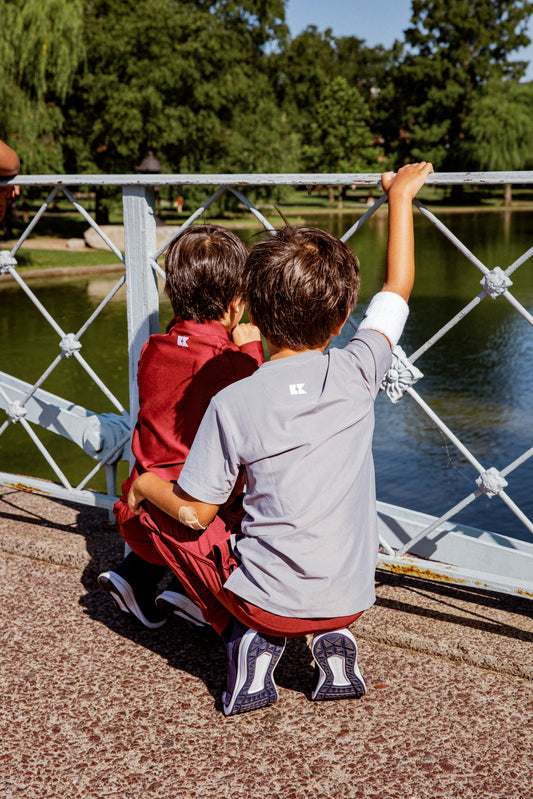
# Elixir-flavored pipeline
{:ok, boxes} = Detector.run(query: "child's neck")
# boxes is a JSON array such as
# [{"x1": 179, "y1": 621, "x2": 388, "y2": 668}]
[{"x1": 267, "y1": 342, "x2": 329, "y2": 361}]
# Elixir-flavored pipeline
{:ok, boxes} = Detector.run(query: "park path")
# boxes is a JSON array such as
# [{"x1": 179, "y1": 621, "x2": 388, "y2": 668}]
[{"x1": 0, "y1": 486, "x2": 532, "y2": 799}]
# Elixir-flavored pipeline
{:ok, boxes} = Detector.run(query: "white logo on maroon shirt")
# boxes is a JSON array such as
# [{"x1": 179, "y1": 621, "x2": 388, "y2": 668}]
[{"x1": 177, "y1": 336, "x2": 189, "y2": 347}]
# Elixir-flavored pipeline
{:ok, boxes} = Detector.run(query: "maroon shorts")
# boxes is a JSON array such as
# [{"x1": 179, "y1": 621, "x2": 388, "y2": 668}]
[{"x1": 131, "y1": 504, "x2": 363, "y2": 638}]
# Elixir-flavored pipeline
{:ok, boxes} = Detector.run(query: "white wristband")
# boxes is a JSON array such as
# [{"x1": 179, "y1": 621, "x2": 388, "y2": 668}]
[{"x1": 357, "y1": 291, "x2": 409, "y2": 347}]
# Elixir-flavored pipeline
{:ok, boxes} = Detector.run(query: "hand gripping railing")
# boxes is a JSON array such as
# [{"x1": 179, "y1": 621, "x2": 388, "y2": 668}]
[{"x1": 0, "y1": 171, "x2": 532, "y2": 599}]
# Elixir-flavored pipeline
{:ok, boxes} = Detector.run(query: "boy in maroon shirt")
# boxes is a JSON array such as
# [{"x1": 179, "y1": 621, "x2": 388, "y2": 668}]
[{"x1": 98, "y1": 225, "x2": 264, "y2": 628}]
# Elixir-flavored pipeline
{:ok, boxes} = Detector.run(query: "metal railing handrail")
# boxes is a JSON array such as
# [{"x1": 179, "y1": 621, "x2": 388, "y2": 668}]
[{"x1": 3, "y1": 170, "x2": 533, "y2": 187}]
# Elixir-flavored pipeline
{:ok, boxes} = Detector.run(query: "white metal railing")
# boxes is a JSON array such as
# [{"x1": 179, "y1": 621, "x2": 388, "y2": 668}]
[{"x1": 0, "y1": 171, "x2": 532, "y2": 600}]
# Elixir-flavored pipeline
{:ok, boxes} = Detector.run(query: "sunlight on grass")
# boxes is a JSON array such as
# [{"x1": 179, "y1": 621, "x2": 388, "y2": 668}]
[{"x1": 13, "y1": 249, "x2": 123, "y2": 270}]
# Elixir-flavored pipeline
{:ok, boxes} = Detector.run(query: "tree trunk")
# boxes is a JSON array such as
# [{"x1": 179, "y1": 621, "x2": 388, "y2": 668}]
[
  {"x1": 95, "y1": 187, "x2": 110, "y2": 225},
  {"x1": 327, "y1": 185, "x2": 335, "y2": 204},
  {"x1": 504, "y1": 184, "x2": 512, "y2": 207},
  {"x1": 450, "y1": 184, "x2": 464, "y2": 204}
]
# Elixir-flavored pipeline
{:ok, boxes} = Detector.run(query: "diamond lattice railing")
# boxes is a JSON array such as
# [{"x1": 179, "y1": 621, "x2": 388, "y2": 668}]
[
  {"x1": 356, "y1": 198, "x2": 533, "y2": 548},
  {"x1": 0, "y1": 183, "x2": 131, "y2": 507},
  {"x1": 0, "y1": 172, "x2": 532, "y2": 597}
]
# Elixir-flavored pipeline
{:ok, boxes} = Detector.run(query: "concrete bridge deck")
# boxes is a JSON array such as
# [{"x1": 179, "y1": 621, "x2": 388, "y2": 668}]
[{"x1": 0, "y1": 486, "x2": 531, "y2": 799}]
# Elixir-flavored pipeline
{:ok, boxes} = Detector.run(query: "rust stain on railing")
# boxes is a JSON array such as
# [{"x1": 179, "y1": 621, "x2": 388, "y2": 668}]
[
  {"x1": 2, "y1": 480, "x2": 53, "y2": 497},
  {"x1": 378, "y1": 561, "x2": 468, "y2": 586}
]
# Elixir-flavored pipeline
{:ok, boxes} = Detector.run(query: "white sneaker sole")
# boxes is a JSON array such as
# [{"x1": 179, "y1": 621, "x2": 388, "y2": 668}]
[
  {"x1": 98, "y1": 571, "x2": 166, "y2": 629},
  {"x1": 311, "y1": 628, "x2": 366, "y2": 701},
  {"x1": 223, "y1": 628, "x2": 286, "y2": 716},
  {"x1": 155, "y1": 590, "x2": 210, "y2": 627}
]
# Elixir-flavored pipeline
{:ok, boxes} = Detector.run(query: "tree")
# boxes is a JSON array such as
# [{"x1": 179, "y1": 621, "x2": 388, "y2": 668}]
[
  {"x1": 65, "y1": 1, "x2": 293, "y2": 173},
  {"x1": 462, "y1": 79, "x2": 533, "y2": 204},
  {"x1": 272, "y1": 25, "x2": 337, "y2": 133},
  {"x1": 384, "y1": 0, "x2": 533, "y2": 169},
  {"x1": 333, "y1": 37, "x2": 398, "y2": 170},
  {"x1": 0, "y1": 0, "x2": 84, "y2": 172},
  {"x1": 60, "y1": 0, "x2": 296, "y2": 218},
  {"x1": 272, "y1": 29, "x2": 395, "y2": 174},
  {"x1": 302, "y1": 76, "x2": 385, "y2": 205},
  {"x1": 334, "y1": 36, "x2": 394, "y2": 103}
]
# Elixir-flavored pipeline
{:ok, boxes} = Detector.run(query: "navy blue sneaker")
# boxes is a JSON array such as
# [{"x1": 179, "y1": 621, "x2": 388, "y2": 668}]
[
  {"x1": 98, "y1": 551, "x2": 167, "y2": 629},
  {"x1": 222, "y1": 620, "x2": 286, "y2": 716},
  {"x1": 311, "y1": 628, "x2": 366, "y2": 701},
  {"x1": 156, "y1": 576, "x2": 210, "y2": 628}
]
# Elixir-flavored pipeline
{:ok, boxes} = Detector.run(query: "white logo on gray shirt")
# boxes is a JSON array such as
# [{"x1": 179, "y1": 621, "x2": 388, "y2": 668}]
[
  {"x1": 289, "y1": 383, "x2": 306, "y2": 395},
  {"x1": 177, "y1": 336, "x2": 189, "y2": 347}
]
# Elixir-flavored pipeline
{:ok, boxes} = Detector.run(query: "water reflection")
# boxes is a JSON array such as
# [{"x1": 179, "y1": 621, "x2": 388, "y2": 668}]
[{"x1": 0, "y1": 209, "x2": 532, "y2": 540}]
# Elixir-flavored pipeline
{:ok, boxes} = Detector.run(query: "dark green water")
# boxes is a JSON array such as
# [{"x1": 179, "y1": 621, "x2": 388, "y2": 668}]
[{"x1": 1, "y1": 209, "x2": 532, "y2": 540}]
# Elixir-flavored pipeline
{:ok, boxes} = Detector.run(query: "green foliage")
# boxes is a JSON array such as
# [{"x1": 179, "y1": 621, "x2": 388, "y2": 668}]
[
  {"x1": 203, "y1": 0, "x2": 288, "y2": 52},
  {"x1": 302, "y1": 76, "x2": 384, "y2": 173},
  {"x1": 386, "y1": 0, "x2": 533, "y2": 168},
  {"x1": 2, "y1": 0, "x2": 533, "y2": 180},
  {"x1": 0, "y1": 0, "x2": 84, "y2": 172},
  {"x1": 65, "y1": 0, "x2": 295, "y2": 179},
  {"x1": 334, "y1": 37, "x2": 393, "y2": 102},
  {"x1": 273, "y1": 26, "x2": 337, "y2": 129},
  {"x1": 0, "y1": 0, "x2": 84, "y2": 101},
  {"x1": 462, "y1": 80, "x2": 533, "y2": 170},
  {"x1": 273, "y1": 27, "x2": 393, "y2": 139}
]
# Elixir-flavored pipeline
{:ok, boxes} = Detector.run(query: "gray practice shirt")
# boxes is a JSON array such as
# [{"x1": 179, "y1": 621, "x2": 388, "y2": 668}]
[{"x1": 178, "y1": 328, "x2": 393, "y2": 618}]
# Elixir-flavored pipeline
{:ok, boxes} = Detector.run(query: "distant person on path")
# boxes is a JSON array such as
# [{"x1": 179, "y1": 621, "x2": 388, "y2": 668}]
[
  {"x1": 98, "y1": 225, "x2": 264, "y2": 628},
  {"x1": 127, "y1": 162, "x2": 434, "y2": 716},
  {"x1": 0, "y1": 139, "x2": 20, "y2": 223}
]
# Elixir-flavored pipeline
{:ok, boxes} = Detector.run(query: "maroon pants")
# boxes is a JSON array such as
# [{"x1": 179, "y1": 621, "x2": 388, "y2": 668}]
[{"x1": 115, "y1": 496, "x2": 363, "y2": 637}]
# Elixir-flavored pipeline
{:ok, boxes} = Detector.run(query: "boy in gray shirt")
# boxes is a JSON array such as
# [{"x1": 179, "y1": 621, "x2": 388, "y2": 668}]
[{"x1": 128, "y1": 162, "x2": 434, "y2": 715}]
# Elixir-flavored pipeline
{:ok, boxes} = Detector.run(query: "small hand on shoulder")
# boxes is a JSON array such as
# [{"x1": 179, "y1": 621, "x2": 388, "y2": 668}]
[{"x1": 381, "y1": 161, "x2": 434, "y2": 202}]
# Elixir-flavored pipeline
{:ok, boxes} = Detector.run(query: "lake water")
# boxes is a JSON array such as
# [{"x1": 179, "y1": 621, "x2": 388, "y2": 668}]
[{"x1": 1, "y1": 208, "x2": 532, "y2": 541}]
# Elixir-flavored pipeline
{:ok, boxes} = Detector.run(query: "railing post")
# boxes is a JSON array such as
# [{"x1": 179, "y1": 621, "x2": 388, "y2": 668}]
[{"x1": 122, "y1": 186, "x2": 159, "y2": 469}]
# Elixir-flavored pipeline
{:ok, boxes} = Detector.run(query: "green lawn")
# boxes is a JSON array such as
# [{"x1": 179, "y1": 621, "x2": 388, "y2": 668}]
[{"x1": 10, "y1": 249, "x2": 124, "y2": 271}]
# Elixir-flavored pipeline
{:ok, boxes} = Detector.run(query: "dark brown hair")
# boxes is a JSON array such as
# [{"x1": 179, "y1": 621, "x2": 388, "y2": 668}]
[
  {"x1": 243, "y1": 227, "x2": 360, "y2": 350},
  {"x1": 164, "y1": 224, "x2": 248, "y2": 321}
]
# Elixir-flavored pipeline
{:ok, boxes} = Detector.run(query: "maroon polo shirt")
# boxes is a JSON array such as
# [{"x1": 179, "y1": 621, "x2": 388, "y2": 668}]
[{"x1": 131, "y1": 318, "x2": 264, "y2": 480}]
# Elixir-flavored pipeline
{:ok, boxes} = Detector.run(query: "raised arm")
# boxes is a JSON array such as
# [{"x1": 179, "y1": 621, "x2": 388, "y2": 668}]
[
  {"x1": 380, "y1": 162, "x2": 434, "y2": 301},
  {"x1": 0, "y1": 140, "x2": 20, "y2": 176},
  {"x1": 0, "y1": 140, "x2": 20, "y2": 222},
  {"x1": 128, "y1": 471, "x2": 219, "y2": 530}
]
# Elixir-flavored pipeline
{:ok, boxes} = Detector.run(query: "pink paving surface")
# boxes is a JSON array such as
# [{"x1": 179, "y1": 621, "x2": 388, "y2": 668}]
[{"x1": 0, "y1": 487, "x2": 532, "y2": 798}]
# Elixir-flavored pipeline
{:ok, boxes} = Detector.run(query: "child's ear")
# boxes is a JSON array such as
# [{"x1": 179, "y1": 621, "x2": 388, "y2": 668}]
[
  {"x1": 227, "y1": 297, "x2": 245, "y2": 328},
  {"x1": 332, "y1": 311, "x2": 352, "y2": 337},
  {"x1": 230, "y1": 297, "x2": 245, "y2": 316}
]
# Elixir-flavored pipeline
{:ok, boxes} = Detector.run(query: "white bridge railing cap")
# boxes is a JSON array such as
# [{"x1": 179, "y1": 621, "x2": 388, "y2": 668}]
[{"x1": 2, "y1": 171, "x2": 533, "y2": 187}]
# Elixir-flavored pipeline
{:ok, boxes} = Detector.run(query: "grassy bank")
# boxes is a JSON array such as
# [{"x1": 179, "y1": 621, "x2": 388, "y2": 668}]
[{"x1": 6, "y1": 249, "x2": 124, "y2": 271}]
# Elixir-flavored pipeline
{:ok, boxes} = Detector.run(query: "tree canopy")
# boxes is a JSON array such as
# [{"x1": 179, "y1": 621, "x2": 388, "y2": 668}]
[
  {"x1": 387, "y1": 0, "x2": 533, "y2": 168},
  {"x1": 302, "y1": 77, "x2": 383, "y2": 174},
  {"x1": 65, "y1": 0, "x2": 294, "y2": 176},
  {"x1": 1, "y1": 0, "x2": 532, "y2": 180},
  {"x1": 0, "y1": 0, "x2": 84, "y2": 172},
  {"x1": 463, "y1": 80, "x2": 533, "y2": 171}
]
